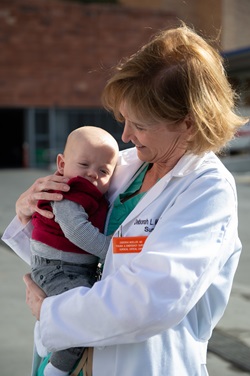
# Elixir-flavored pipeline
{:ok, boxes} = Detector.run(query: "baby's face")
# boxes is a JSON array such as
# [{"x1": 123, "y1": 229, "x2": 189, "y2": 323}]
[{"x1": 63, "y1": 142, "x2": 117, "y2": 194}]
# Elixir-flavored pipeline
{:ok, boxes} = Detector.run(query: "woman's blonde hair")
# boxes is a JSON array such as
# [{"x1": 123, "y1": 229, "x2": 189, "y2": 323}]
[{"x1": 102, "y1": 24, "x2": 248, "y2": 154}]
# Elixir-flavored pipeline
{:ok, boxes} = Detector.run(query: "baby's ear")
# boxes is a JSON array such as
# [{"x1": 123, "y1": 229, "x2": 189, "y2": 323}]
[{"x1": 56, "y1": 153, "x2": 65, "y2": 175}]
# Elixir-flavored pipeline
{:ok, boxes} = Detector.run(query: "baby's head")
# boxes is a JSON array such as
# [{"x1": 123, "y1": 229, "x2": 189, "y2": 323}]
[{"x1": 57, "y1": 126, "x2": 119, "y2": 194}]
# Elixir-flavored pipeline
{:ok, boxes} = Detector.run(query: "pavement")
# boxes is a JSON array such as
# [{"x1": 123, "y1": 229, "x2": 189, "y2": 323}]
[{"x1": 0, "y1": 167, "x2": 250, "y2": 376}]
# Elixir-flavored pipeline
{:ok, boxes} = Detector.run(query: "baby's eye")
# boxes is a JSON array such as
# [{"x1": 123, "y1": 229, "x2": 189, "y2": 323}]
[{"x1": 100, "y1": 169, "x2": 109, "y2": 175}]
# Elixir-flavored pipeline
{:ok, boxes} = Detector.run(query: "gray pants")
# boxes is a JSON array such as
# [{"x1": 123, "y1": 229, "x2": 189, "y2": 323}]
[{"x1": 31, "y1": 254, "x2": 97, "y2": 372}]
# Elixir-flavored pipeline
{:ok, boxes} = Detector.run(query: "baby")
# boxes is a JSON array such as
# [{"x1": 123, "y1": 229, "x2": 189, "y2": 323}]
[{"x1": 30, "y1": 126, "x2": 119, "y2": 376}]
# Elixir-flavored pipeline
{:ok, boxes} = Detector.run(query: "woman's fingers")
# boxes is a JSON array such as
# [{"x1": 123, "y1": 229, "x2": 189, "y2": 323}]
[
  {"x1": 16, "y1": 174, "x2": 70, "y2": 223},
  {"x1": 23, "y1": 273, "x2": 46, "y2": 298},
  {"x1": 23, "y1": 273, "x2": 47, "y2": 320}
]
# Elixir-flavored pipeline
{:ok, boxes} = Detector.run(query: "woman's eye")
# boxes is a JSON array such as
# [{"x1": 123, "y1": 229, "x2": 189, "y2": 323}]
[{"x1": 134, "y1": 123, "x2": 144, "y2": 130}]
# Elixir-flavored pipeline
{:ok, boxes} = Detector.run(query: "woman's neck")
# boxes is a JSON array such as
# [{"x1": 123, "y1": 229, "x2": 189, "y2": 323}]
[{"x1": 139, "y1": 160, "x2": 178, "y2": 193}]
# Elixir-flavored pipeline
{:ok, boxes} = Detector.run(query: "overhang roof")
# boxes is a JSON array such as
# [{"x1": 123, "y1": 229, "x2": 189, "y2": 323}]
[{"x1": 222, "y1": 47, "x2": 250, "y2": 74}]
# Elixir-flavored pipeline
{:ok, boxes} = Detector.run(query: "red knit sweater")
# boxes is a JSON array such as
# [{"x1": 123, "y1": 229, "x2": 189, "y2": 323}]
[{"x1": 31, "y1": 176, "x2": 108, "y2": 254}]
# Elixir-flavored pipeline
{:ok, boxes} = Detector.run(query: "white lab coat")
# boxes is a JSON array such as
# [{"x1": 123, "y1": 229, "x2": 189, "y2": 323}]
[{"x1": 2, "y1": 148, "x2": 241, "y2": 376}]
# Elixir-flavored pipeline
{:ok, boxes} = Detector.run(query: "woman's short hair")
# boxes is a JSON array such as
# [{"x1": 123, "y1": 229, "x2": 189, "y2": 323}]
[{"x1": 102, "y1": 23, "x2": 248, "y2": 154}]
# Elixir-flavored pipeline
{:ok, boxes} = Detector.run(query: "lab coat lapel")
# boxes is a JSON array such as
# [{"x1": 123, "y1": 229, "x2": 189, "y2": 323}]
[
  {"x1": 115, "y1": 152, "x2": 208, "y2": 229},
  {"x1": 120, "y1": 171, "x2": 173, "y2": 229},
  {"x1": 108, "y1": 147, "x2": 144, "y2": 204}
]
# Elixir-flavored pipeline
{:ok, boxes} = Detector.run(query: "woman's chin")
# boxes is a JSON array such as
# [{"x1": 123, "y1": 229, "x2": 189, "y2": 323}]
[{"x1": 137, "y1": 147, "x2": 151, "y2": 161}]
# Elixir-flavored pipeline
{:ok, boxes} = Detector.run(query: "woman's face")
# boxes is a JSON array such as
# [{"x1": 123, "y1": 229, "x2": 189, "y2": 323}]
[{"x1": 119, "y1": 102, "x2": 192, "y2": 165}]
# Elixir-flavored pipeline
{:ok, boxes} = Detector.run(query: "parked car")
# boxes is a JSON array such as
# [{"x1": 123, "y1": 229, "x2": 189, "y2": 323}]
[{"x1": 227, "y1": 121, "x2": 250, "y2": 154}]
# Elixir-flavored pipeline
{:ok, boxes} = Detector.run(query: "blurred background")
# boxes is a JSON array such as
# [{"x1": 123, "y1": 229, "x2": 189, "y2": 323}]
[
  {"x1": 0, "y1": 0, "x2": 250, "y2": 169},
  {"x1": 0, "y1": 1, "x2": 250, "y2": 375}
]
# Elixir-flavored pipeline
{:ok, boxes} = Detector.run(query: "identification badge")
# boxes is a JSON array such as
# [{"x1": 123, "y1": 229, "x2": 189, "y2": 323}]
[{"x1": 113, "y1": 236, "x2": 147, "y2": 254}]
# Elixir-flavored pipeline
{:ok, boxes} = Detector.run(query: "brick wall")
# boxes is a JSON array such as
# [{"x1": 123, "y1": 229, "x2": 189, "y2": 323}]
[
  {"x1": 0, "y1": 0, "x2": 176, "y2": 107},
  {"x1": 121, "y1": 0, "x2": 250, "y2": 52},
  {"x1": 121, "y1": 0, "x2": 222, "y2": 45}
]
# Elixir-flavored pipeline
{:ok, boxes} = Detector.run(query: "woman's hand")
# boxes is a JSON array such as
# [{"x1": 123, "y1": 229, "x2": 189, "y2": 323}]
[
  {"x1": 23, "y1": 273, "x2": 47, "y2": 321},
  {"x1": 16, "y1": 173, "x2": 70, "y2": 224}
]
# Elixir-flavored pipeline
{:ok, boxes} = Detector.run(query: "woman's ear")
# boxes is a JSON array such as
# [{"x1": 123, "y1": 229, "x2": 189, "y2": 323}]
[
  {"x1": 184, "y1": 114, "x2": 196, "y2": 138},
  {"x1": 184, "y1": 114, "x2": 193, "y2": 130},
  {"x1": 182, "y1": 114, "x2": 195, "y2": 144},
  {"x1": 57, "y1": 154, "x2": 65, "y2": 175}
]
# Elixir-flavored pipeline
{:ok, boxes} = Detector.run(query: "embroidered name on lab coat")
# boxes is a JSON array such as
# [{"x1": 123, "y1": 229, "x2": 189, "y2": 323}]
[{"x1": 134, "y1": 218, "x2": 159, "y2": 233}]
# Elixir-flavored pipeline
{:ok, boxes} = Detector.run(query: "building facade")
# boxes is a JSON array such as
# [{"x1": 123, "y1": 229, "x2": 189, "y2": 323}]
[
  {"x1": 0, "y1": 0, "x2": 177, "y2": 168},
  {"x1": 0, "y1": 0, "x2": 249, "y2": 168},
  {"x1": 121, "y1": 0, "x2": 250, "y2": 52}
]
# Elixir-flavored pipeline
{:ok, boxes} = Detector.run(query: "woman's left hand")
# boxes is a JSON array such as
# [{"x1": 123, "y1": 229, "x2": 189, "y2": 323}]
[{"x1": 23, "y1": 273, "x2": 47, "y2": 320}]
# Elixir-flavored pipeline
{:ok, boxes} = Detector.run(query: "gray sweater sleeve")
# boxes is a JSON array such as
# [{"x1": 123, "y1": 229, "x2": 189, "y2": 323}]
[{"x1": 51, "y1": 200, "x2": 111, "y2": 260}]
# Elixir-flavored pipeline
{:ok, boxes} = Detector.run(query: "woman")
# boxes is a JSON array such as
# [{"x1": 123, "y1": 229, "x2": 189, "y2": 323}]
[{"x1": 2, "y1": 24, "x2": 247, "y2": 376}]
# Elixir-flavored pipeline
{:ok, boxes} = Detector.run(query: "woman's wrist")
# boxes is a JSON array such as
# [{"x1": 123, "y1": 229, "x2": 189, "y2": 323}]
[
  {"x1": 16, "y1": 203, "x2": 32, "y2": 225},
  {"x1": 16, "y1": 211, "x2": 32, "y2": 225},
  {"x1": 15, "y1": 189, "x2": 36, "y2": 224}
]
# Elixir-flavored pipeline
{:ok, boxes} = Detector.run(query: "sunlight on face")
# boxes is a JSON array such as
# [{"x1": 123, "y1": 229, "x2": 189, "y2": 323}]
[{"x1": 119, "y1": 102, "x2": 191, "y2": 166}]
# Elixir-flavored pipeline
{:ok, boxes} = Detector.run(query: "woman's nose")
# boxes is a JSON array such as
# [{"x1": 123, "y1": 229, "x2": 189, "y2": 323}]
[{"x1": 121, "y1": 121, "x2": 133, "y2": 143}]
